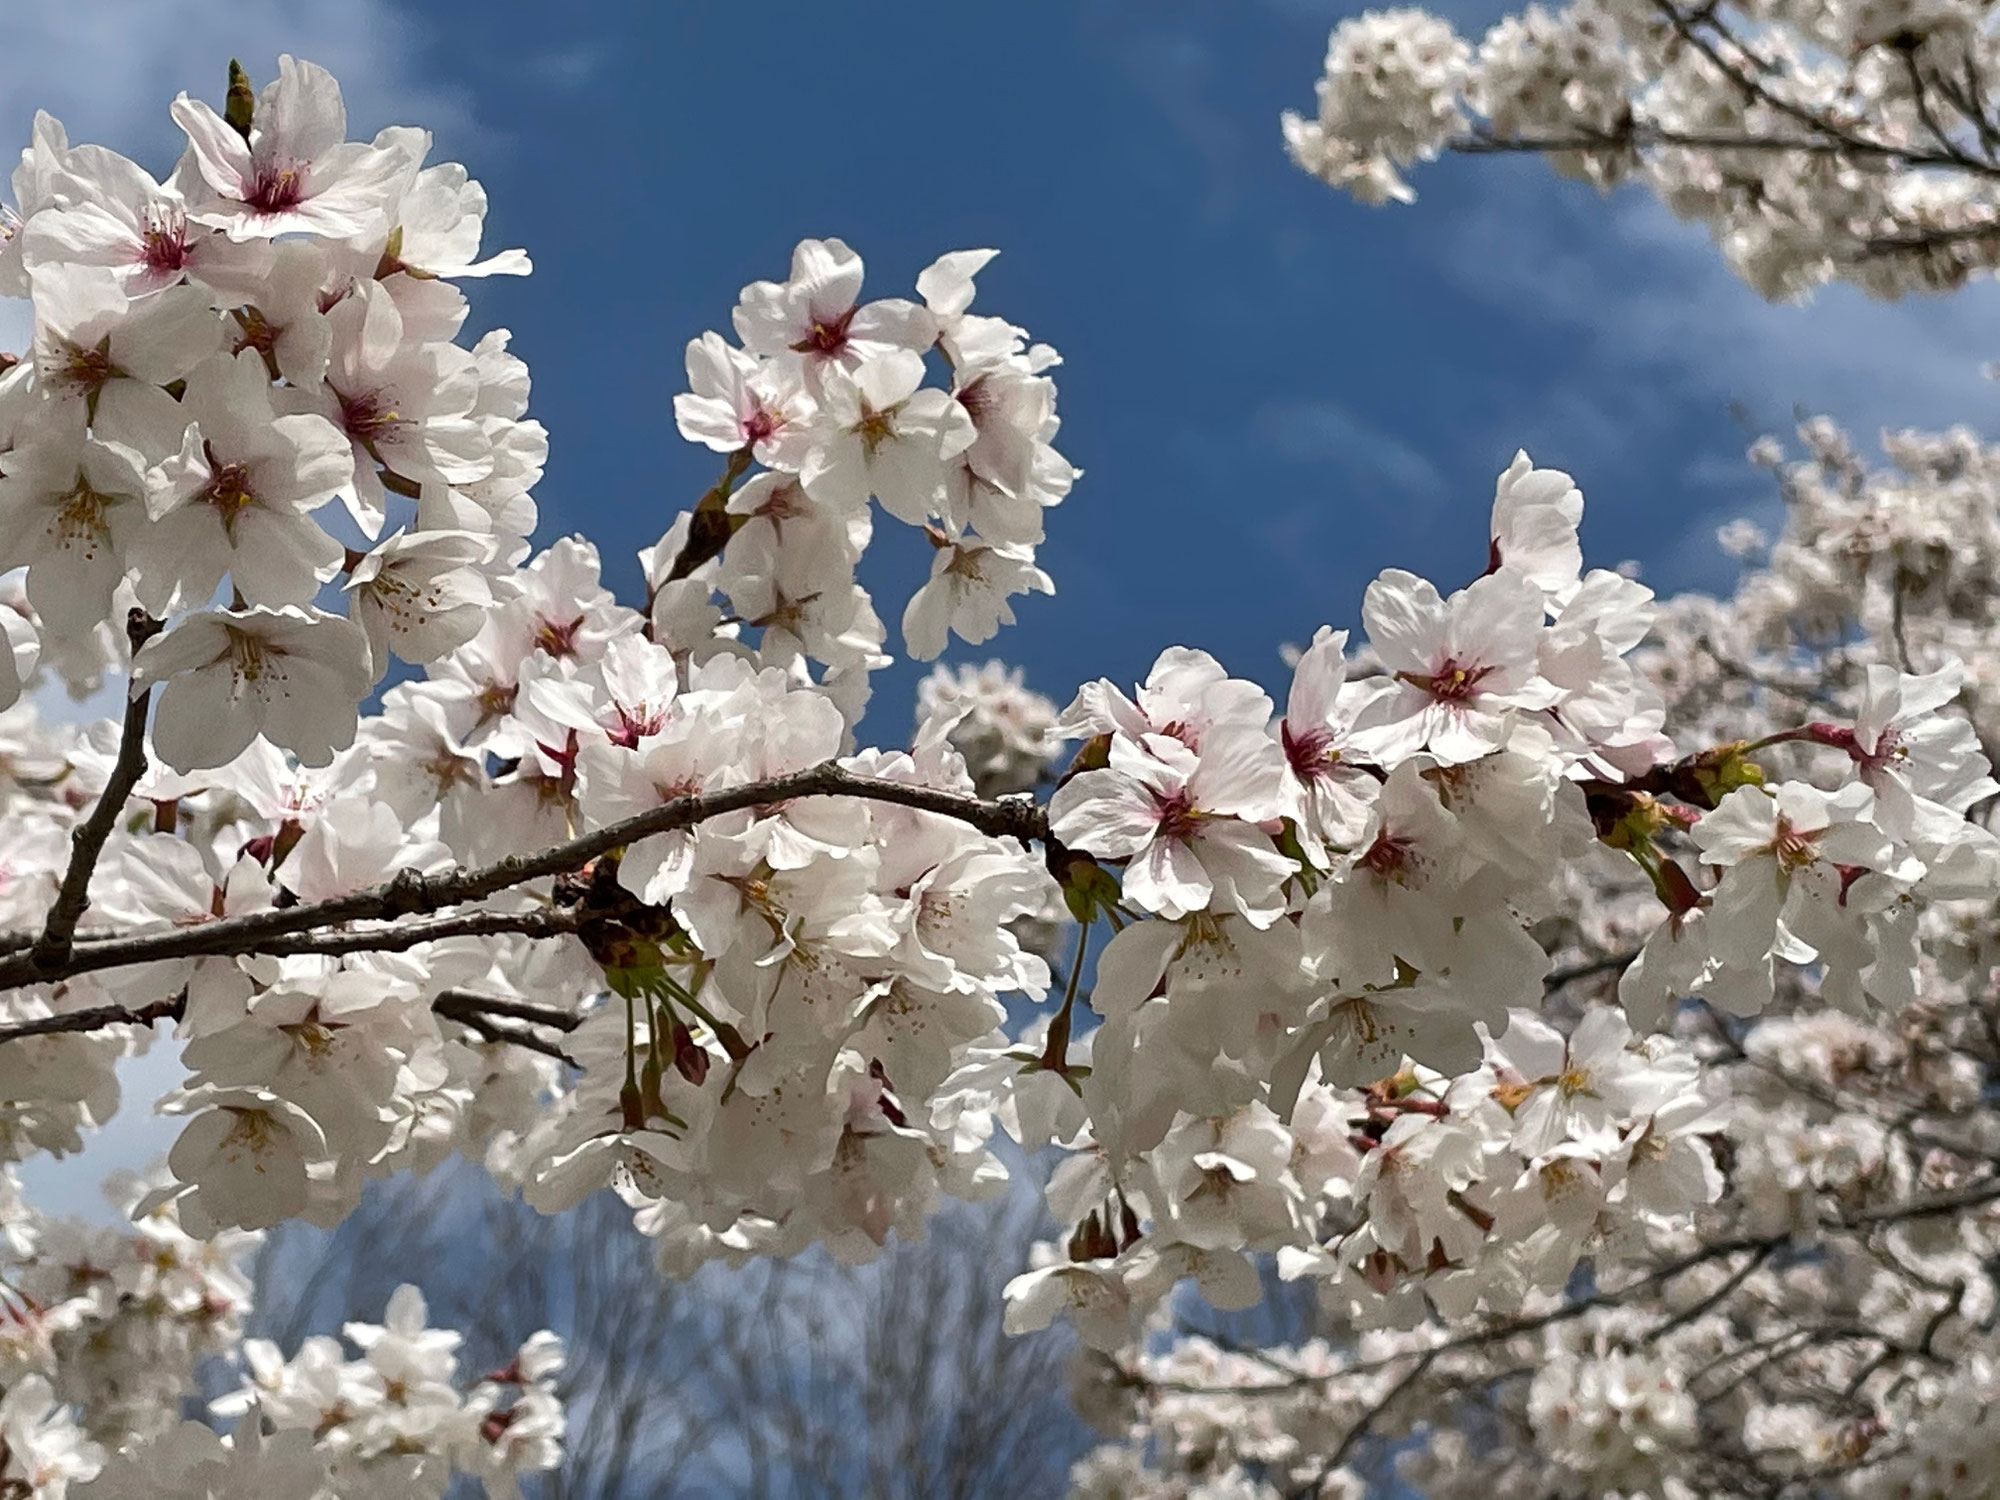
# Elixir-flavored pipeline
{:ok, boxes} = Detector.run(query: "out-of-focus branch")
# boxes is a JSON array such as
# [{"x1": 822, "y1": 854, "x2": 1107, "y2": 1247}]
[
  {"x1": 1454, "y1": 124, "x2": 2000, "y2": 176},
  {"x1": 1136, "y1": 1174, "x2": 2000, "y2": 1401}
]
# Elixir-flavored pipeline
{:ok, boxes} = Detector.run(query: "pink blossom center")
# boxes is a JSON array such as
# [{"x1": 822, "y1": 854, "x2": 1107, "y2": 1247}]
[
  {"x1": 200, "y1": 450, "x2": 258, "y2": 520},
  {"x1": 607, "y1": 702, "x2": 671, "y2": 749},
  {"x1": 482, "y1": 1409, "x2": 517, "y2": 1444},
  {"x1": 1769, "y1": 815, "x2": 1822, "y2": 870},
  {"x1": 336, "y1": 386, "x2": 405, "y2": 445},
  {"x1": 1857, "y1": 726, "x2": 1907, "y2": 779},
  {"x1": 139, "y1": 214, "x2": 192, "y2": 275},
  {"x1": 55, "y1": 342, "x2": 115, "y2": 395},
  {"x1": 750, "y1": 478, "x2": 809, "y2": 523},
  {"x1": 248, "y1": 162, "x2": 308, "y2": 214},
  {"x1": 1400, "y1": 657, "x2": 1493, "y2": 704},
  {"x1": 790, "y1": 306, "x2": 857, "y2": 357},
  {"x1": 1361, "y1": 830, "x2": 1417, "y2": 883},
  {"x1": 535, "y1": 615, "x2": 585, "y2": 658},
  {"x1": 957, "y1": 374, "x2": 993, "y2": 423},
  {"x1": 1282, "y1": 720, "x2": 1341, "y2": 781},
  {"x1": 1154, "y1": 789, "x2": 1204, "y2": 842},
  {"x1": 477, "y1": 682, "x2": 518, "y2": 723}
]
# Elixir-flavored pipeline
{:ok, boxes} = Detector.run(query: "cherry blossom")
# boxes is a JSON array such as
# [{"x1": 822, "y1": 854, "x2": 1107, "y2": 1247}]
[
  {"x1": 2, "y1": 49, "x2": 1999, "y2": 1500},
  {"x1": 170, "y1": 56, "x2": 412, "y2": 242}
]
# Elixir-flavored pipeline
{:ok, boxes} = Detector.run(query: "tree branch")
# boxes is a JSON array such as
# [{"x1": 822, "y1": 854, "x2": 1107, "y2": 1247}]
[
  {"x1": 245, "y1": 906, "x2": 588, "y2": 959},
  {"x1": 0, "y1": 762, "x2": 1047, "y2": 995},
  {"x1": 28, "y1": 611, "x2": 163, "y2": 976},
  {"x1": 0, "y1": 983, "x2": 592, "y2": 1051},
  {"x1": 432, "y1": 1008, "x2": 581, "y2": 1068},
  {"x1": 0, "y1": 991, "x2": 188, "y2": 1043},
  {"x1": 1142, "y1": 1176, "x2": 2000, "y2": 1400},
  {"x1": 431, "y1": 990, "x2": 588, "y2": 1033},
  {"x1": 1453, "y1": 124, "x2": 2000, "y2": 177},
  {"x1": 1861, "y1": 220, "x2": 2000, "y2": 257},
  {"x1": 1287, "y1": 1347, "x2": 1437, "y2": 1497},
  {"x1": 1650, "y1": 0, "x2": 1905, "y2": 159}
]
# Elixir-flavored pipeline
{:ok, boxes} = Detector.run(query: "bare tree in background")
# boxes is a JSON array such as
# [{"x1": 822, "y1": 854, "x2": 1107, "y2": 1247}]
[{"x1": 245, "y1": 1158, "x2": 1088, "y2": 1499}]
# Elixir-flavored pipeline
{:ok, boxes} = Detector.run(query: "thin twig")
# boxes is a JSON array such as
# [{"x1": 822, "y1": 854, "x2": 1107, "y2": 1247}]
[
  {"x1": 0, "y1": 991, "x2": 188, "y2": 1043},
  {"x1": 1651, "y1": 0, "x2": 1903, "y2": 159},
  {"x1": 0, "y1": 983, "x2": 589, "y2": 1055},
  {"x1": 1643, "y1": 1242, "x2": 1774, "y2": 1342},
  {"x1": 245, "y1": 907, "x2": 587, "y2": 959},
  {"x1": 1891, "y1": 572, "x2": 1917, "y2": 673},
  {"x1": 439, "y1": 1011, "x2": 580, "y2": 1068},
  {"x1": 1289, "y1": 1348, "x2": 1437, "y2": 1497},
  {"x1": 1455, "y1": 124, "x2": 2000, "y2": 175},
  {"x1": 1543, "y1": 949, "x2": 1640, "y2": 993}
]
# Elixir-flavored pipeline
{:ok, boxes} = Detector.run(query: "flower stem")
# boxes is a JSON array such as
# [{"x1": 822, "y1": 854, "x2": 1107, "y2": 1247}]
[{"x1": 1040, "y1": 921, "x2": 1092, "y2": 1070}]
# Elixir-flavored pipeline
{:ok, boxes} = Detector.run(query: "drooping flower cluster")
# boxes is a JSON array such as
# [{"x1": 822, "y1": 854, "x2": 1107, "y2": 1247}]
[
  {"x1": 1007, "y1": 1005, "x2": 1721, "y2": 1350},
  {"x1": 1078, "y1": 997, "x2": 2000, "y2": 1499},
  {"x1": 671, "y1": 235, "x2": 1072, "y2": 677},
  {"x1": 1286, "y1": 0, "x2": 2000, "y2": 299}
]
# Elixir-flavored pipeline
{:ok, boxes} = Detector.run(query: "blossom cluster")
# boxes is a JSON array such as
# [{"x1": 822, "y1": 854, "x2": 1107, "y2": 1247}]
[
  {"x1": 1008, "y1": 1005, "x2": 1721, "y2": 1349},
  {"x1": 995, "y1": 441, "x2": 1997, "y2": 1348},
  {"x1": 0, "y1": 1165, "x2": 562, "y2": 1500},
  {"x1": 1066, "y1": 411, "x2": 2000, "y2": 1496},
  {"x1": 0, "y1": 55, "x2": 541, "y2": 764},
  {"x1": 0, "y1": 58, "x2": 1094, "y2": 1299},
  {"x1": 1285, "y1": 0, "x2": 2000, "y2": 299},
  {"x1": 1076, "y1": 1000, "x2": 2000, "y2": 1498},
  {"x1": 2, "y1": 52, "x2": 1999, "y2": 1500}
]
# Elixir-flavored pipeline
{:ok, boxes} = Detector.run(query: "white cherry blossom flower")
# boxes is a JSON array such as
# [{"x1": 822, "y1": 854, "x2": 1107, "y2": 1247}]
[
  {"x1": 801, "y1": 349, "x2": 976, "y2": 523},
  {"x1": 1050, "y1": 728, "x2": 1291, "y2": 925},
  {"x1": 135, "y1": 606, "x2": 372, "y2": 771},
  {"x1": 343, "y1": 528, "x2": 498, "y2": 673},
  {"x1": 1353, "y1": 565, "x2": 1558, "y2": 765},
  {"x1": 732, "y1": 236, "x2": 936, "y2": 386},
  {"x1": 171, "y1": 56, "x2": 412, "y2": 242},
  {"x1": 901, "y1": 536, "x2": 1051, "y2": 661},
  {"x1": 0, "y1": 428, "x2": 148, "y2": 636},
  {"x1": 136, "y1": 349, "x2": 350, "y2": 611}
]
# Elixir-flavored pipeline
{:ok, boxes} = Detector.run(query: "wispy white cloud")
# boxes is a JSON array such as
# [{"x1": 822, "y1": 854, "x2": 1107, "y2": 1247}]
[
  {"x1": 0, "y1": 1, "x2": 475, "y2": 355},
  {"x1": 1249, "y1": 396, "x2": 1452, "y2": 588},
  {"x1": 1405, "y1": 157, "x2": 2000, "y2": 585},
  {"x1": 1437, "y1": 164, "x2": 2000, "y2": 431},
  {"x1": 531, "y1": 44, "x2": 605, "y2": 92},
  {"x1": 1251, "y1": 2, "x2": 1994, "y2": 586},
  {"x1": 1267, "y1": 0, "x2": 1997, "y2": 446},
  {"x1": 0, "y1": 1, "x2": 468, "y2": 163},
  {"x1": 1255, "y1": 395, "x2": 1449, "y2": 504}
]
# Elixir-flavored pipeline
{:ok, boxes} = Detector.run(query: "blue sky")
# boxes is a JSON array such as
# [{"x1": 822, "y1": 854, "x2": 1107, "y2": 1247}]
[
  {"x1": 11, "y1": 0, "x2": 2000, "y2": 720},
  {"x1": 12, "y1": 0, "x2": 2000, "y2": 1216}
]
